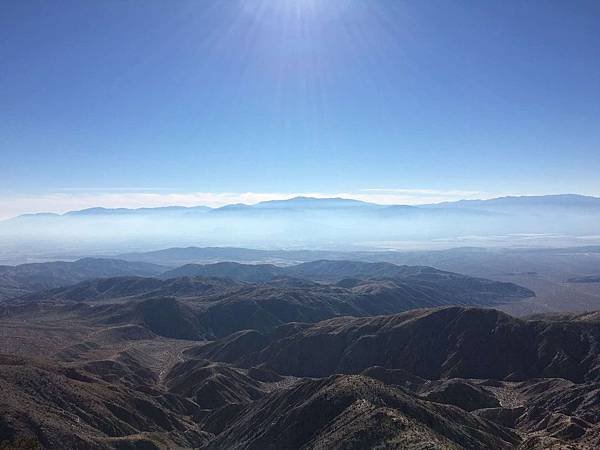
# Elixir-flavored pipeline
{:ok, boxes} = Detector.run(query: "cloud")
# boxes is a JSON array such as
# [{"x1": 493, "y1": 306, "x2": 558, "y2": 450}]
[
  {"x1": 0, "y1": 188, "x2": 506, "y2": 220},
  {"x1": 351, "y1": 188, "x2": 498, "y2": 205},
  {"x1": 360, "y1": 188, "x2": 485, "y2": 196}
]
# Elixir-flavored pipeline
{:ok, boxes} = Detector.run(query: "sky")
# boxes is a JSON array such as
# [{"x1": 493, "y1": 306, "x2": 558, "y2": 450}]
[{"x1": 1, "y1": 0, "x2": 599, "y2": 218}]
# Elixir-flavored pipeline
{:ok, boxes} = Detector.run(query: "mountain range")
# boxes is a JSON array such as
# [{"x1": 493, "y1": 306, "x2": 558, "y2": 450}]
[
  {"x1": 114, "y1": 245, "x2": 600, "y2": 316},
  {"x1": 6, "y1": 194, "x2": 600, "y2": 219},
  {"x1": 1, "y1": 259, "x2": 533, "y2": 340},
  {"x1": 4, "y1": 243, "x2": 600, "y2": 317},
  {"x1": 2, "y1": 194, "x2": 600, "y2": 253},
  {"x1": 1, "y1": 250, "x2": 599, "y2": 448},
  {"x1": 1, "y1": 245, "x2": 600, "y2": 448}
]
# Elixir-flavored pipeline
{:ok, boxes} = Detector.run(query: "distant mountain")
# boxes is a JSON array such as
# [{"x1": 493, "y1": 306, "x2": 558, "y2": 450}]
[
  {"x1": 252, "y1": 196, "x2": 377, "y2": 210},
  {"x1": 7, "y1": 194, "x2": 600, "y2": 222},
  {"x1": 117, "y1": 246, "x2": 338, "y2": 266},
  {"x1": 64, "y1": 205, "x2": 212, "y2": 216},
  {"x1": 568, "y1": 275, "x2": 600, "y2": 283},
  {"x1": 4, "y1": 194, "x2": 600, "y2": 257},
  {"x1": 161, "y1": 261, "x2": 282, "y2": 282},
  {"x1": 117, "y1": 243, "x2": 600, "y2": 270},
  {"x1": 161, "y1": 260, "x2": 535, "y2": 301},
  {"x1": 0, "y1": 258, "x2": 165, "y2": 300},
  {"x1": 426, "y1": 194, "x2": 600, "y2": 212},
  {"x1": 5, "y1": 196, "x2": 380, "y2": 221},
  {"x1": 285, "y1": 259, "x2": 458, "y2": 281},
  {"x1": 3, "y1": 206, "x2": 212, "y2": 223},
  {"x1": 211, "y1": 203, "x2": 253, "y2": 212},
  {"x1": 118, "y1": 245, "x2": 600, "y2": 316}
]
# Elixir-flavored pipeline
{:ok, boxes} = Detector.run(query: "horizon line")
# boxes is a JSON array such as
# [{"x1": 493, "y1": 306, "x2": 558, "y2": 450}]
[{"x1": 1, "y1": 191, "x2": 598, "y2": 221}]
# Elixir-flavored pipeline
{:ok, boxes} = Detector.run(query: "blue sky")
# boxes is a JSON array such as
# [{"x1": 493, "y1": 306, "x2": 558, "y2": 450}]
[{"x1": 1, "y1": 0, "x2": 599, "y2": 217}]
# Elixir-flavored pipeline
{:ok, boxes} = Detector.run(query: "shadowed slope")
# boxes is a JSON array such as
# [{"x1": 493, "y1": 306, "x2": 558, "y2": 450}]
[{"x1": 193, "y1": 307, "x2": 600, "y2": 382}]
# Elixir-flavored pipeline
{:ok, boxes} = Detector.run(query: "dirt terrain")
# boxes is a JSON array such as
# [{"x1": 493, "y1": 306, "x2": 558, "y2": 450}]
[{"x1": 0, "y1": 260, "x2": 599, "y2": 448}]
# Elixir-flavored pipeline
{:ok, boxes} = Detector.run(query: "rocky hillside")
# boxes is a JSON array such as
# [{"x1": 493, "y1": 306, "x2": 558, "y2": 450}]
[
  {"x1": 2, "y1": 302, "x2": 600, "y2": 448},
  {"x1": 191, "y1": 306, "x2": 600, "y2": 382}
]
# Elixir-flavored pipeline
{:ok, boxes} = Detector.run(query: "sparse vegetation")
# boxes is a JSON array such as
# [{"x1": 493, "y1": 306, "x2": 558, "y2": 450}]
[
  {"x1": 0, "y1": 257, "x2": 599, "y2": 448},
  {"x1": 0, "y1": 437, "x2": 41, "y2": 450}
]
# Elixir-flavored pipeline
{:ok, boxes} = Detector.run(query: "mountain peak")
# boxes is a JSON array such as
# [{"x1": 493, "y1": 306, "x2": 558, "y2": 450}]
[{"x1": 254, "y1": 196, "x2": 377, "y2": 209}]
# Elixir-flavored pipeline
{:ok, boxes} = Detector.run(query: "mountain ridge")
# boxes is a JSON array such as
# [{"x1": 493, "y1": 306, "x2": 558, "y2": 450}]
[
  {"x1": 0, "y1": 258, "x2": 166, "y2": 300},
  {"x1": 4, "y1": 193, "x2": 600, "y2": 221},
  {"x1": 191, "y1": 306, "x2": 600, "y2": 382},
  {"x1": 5, "y1": 260, "x2": 534, "y2": 340}
]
